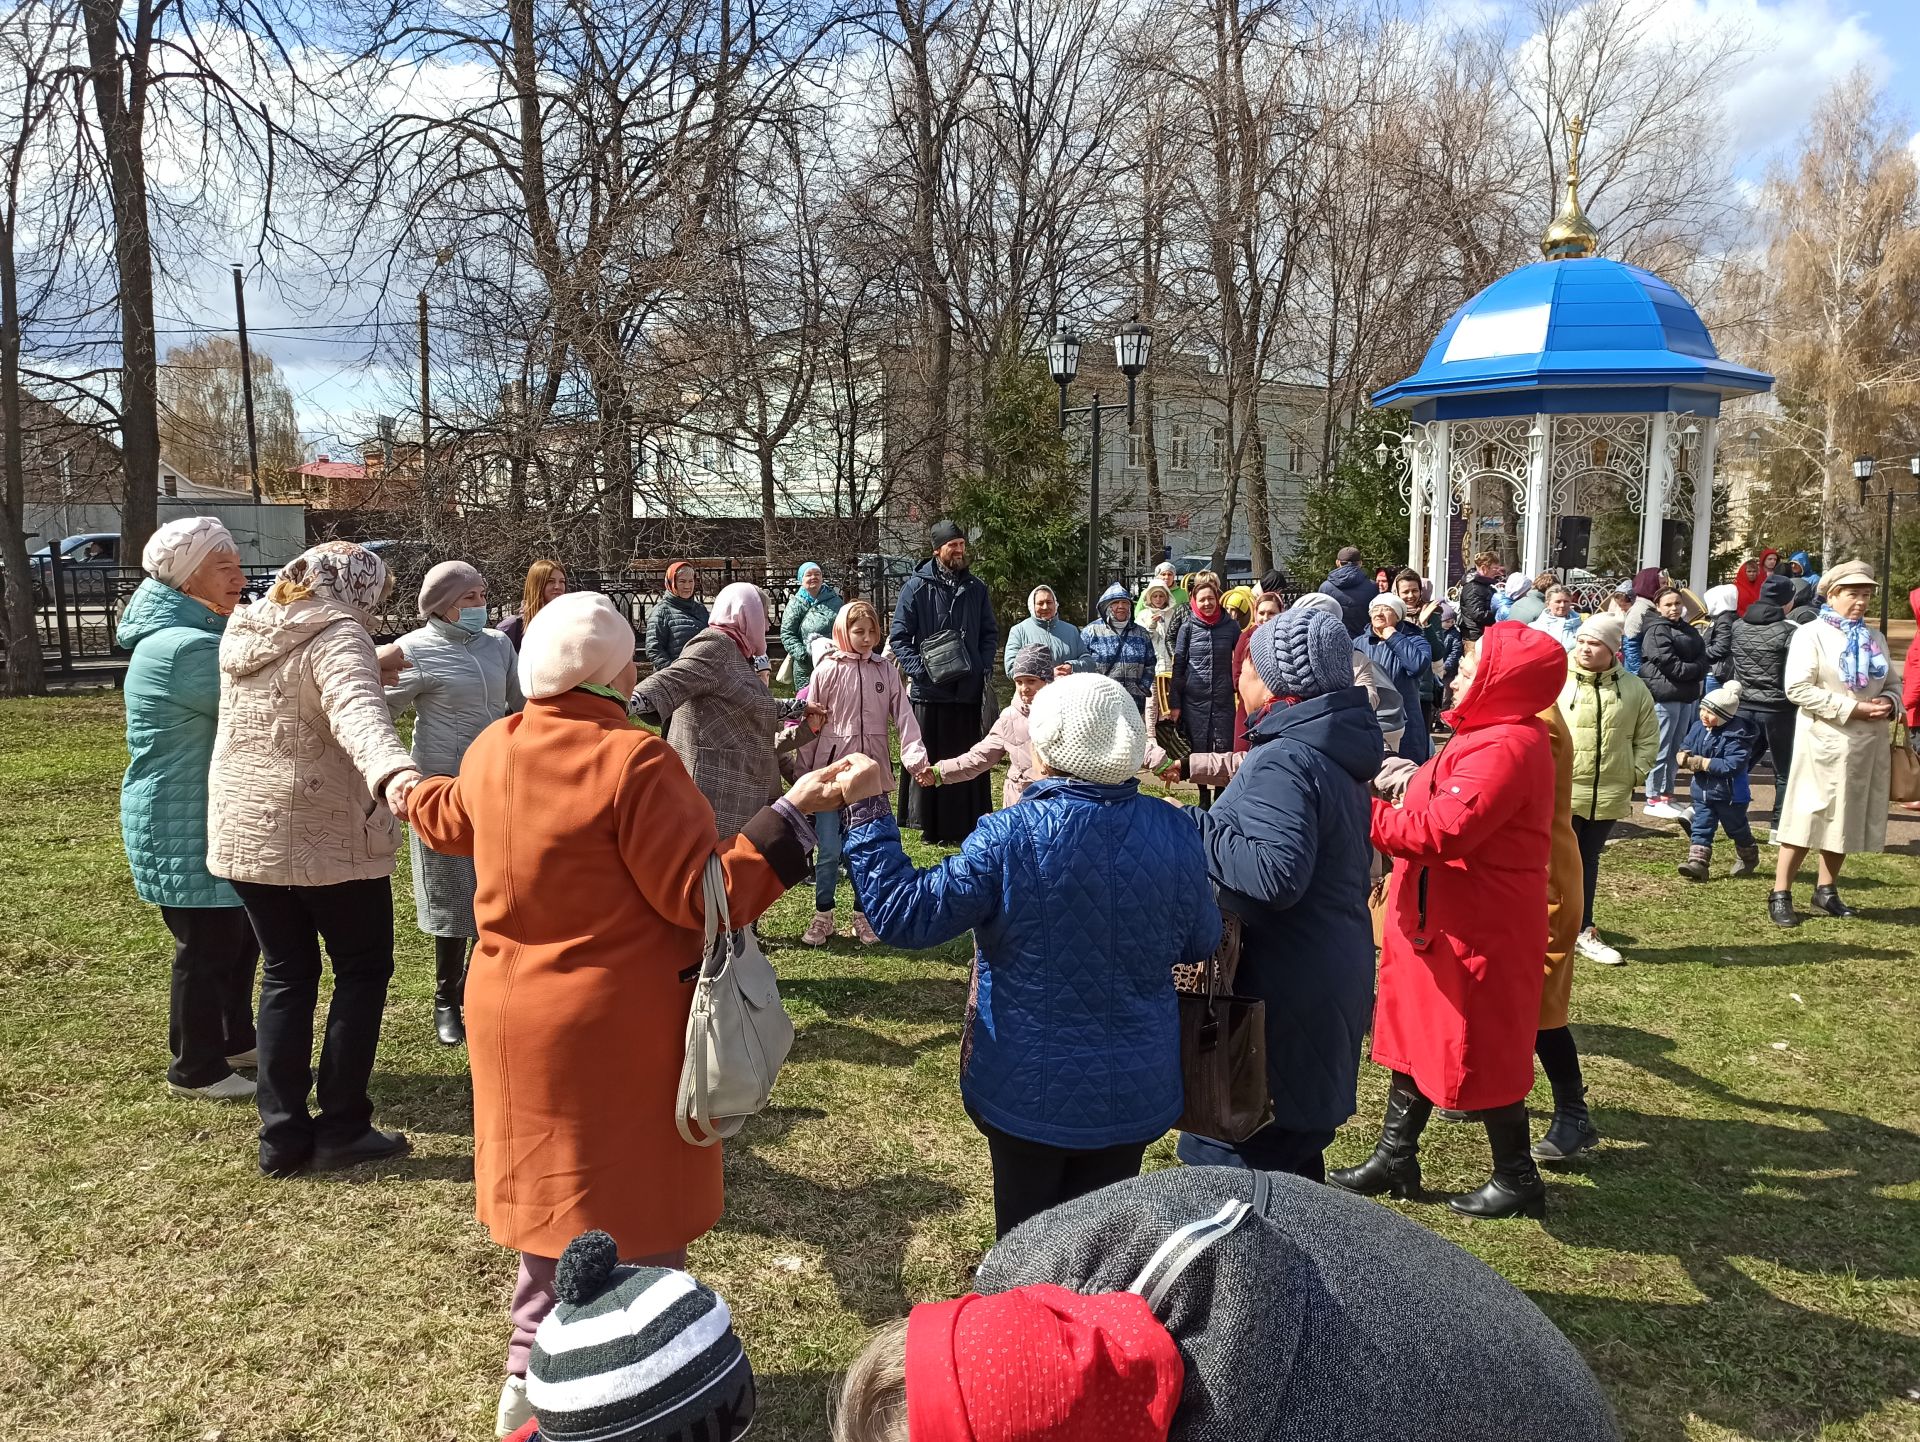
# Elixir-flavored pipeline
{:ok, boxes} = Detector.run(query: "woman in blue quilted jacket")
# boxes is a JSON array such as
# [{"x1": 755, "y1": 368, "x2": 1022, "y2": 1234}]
[
  {"x1": 117, "y1": 518, "x2": 259, "y2": 1102},
  {"x1": 845, "y1": 673, "x2": 1221, "y2": 1237}
]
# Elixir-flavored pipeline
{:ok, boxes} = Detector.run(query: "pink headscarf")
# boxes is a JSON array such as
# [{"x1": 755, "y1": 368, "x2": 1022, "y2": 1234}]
[{"x1": 709, "y1": 581, "x2": 768, "y2": 660}]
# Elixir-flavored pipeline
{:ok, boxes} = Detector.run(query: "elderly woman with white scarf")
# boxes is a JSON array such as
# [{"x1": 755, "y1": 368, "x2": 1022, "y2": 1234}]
[
  {"x1": 207, "y1": 541, "x2": 423, "y2": 1178},
  {"x1": 386, "y1": 560, "x2": 524, "y2": 1045},
  {"x1": 1769, "y1": 560, "x2": 1899, "y2": 927},
  {"x1": 118, "y1": 517, "x2": 260, "y2": 1102}
]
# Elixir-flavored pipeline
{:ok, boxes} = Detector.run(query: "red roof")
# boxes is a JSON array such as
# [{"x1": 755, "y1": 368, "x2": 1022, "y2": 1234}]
[{"x1": 290, "y1": 459, "x2": 368, "y2": 479}]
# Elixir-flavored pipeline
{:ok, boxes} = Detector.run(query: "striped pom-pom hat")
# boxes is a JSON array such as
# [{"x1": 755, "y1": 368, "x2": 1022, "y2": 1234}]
[{"x1": 526, "y1": 1230, "x2": 755, "y2": 1442}]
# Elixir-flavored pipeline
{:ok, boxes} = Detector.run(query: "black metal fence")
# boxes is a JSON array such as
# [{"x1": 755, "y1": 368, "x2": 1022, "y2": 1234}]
[{"x1": 5, "y1": 547, "x2": 912, "y2": 682}]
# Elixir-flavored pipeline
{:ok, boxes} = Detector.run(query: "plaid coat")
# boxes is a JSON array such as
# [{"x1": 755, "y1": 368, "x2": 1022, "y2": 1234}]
[{"x1": 631, "y1": 627, "x2": 803, "y2": 838}]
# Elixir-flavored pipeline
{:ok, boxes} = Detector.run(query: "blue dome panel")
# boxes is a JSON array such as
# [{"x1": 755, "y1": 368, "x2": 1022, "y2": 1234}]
[{"x1": 1373, "y1": 257, "x2": 1771, "y2": 410}]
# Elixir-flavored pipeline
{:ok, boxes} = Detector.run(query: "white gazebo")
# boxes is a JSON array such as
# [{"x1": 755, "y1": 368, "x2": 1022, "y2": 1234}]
[{"x1": 1373, "y1": 123, "x2": 1773, "y2": 592}]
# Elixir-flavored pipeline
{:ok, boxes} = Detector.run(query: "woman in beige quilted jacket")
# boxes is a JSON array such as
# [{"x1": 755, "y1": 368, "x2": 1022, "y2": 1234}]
[{"x1": 207, "y1": 542, "x2": 422, "y2": 1178}]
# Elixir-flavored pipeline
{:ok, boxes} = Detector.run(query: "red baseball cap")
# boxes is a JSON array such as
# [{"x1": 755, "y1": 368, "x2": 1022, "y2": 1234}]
[{"x1": 905, "y1": 1284, "x2": 1184, "y2": 1442}]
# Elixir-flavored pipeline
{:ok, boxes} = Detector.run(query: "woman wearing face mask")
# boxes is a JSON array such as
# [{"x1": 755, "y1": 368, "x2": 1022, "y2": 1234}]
[
  {"x1": 1769, "y1": 562, "x2": 1897, "y2": 926},
  {"x1": 386, "y1": 561, "x2": 525, "y2": 1045},
  {"x1": 118, "y1": 517, "x2": 260, "y2": 1102}
]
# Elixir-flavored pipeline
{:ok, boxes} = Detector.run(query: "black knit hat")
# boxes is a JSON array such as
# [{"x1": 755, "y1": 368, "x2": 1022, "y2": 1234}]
[
  {"x1": 930, "y1": 518, "x2": 964, "y2": 549},
  {"x1": 526, "y1": 1231, "x2": 755, "y2": 1441}
]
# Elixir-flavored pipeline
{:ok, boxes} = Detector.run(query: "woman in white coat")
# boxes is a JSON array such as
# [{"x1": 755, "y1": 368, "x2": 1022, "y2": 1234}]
[
  {"x1": 386, "y1": 560, "x2": 523, "y2": 1044},
  {"x1": 1769, "y1": 560, "x2": 1898, "y2": 927}
]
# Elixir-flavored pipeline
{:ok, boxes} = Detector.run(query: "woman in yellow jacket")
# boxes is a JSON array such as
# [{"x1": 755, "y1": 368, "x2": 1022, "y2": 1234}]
[{"x1": 1556, "y1": 613, "x2": 1658, "y2": 966}]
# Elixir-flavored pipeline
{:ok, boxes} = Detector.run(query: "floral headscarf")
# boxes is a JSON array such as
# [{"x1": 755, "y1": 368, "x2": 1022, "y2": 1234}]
[{"x1": 272, "y1": 541, "x2": 390, "y2": 615}]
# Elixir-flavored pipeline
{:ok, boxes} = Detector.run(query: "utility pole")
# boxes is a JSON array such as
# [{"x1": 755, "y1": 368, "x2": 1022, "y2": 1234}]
[{"x1": 232, "y1": 265, "x2": 261, "y2": 502}]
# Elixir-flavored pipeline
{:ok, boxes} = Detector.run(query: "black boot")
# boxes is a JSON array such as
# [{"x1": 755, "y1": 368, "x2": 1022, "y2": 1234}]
[
  {"x1": 1767, "y1": 890, "x2": 1800, "y2": 928},
  {"x1": 433, "y1": 941, "x2": 467, "y2": 1047},
  {"x1": 1329, "y1": 1072, "x2": 1431, "y2": 1200},
  {"x1": 1449, "y1": 1103, "x2": 1547, "y2": 1219},
  {"x1": 1530, "y1": 1089, "x2": 1600, "y2": 1163},
  {"x1": 1809, "y1": 884, "x2": 1854, "y2": 918},
  {"x1": 1676, "y1": 844, "x2": 1711, "y2": 882}
]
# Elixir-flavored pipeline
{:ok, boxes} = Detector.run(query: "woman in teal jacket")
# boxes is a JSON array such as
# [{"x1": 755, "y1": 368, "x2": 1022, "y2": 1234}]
[
  {"x1": 118, "y1": 518, "x2": 259, "y2": 1101},
  {"x1": 780, "y1": 561, "x2": 843, "y2": 690}
]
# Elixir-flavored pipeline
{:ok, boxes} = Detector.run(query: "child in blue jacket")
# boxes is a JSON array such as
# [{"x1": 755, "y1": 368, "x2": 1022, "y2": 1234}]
[
  {"x1": 1675, "y1": 680, "x2": 1761, "y2": 881},
  {"x1": 842, "y1": 673, "x2": 1220, "y2": 1239}
]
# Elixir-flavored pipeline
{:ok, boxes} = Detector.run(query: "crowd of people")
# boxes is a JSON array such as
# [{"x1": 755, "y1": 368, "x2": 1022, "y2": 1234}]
[{"x1": 112, "y1": 514, "x2": 1914, "y2": 1441}]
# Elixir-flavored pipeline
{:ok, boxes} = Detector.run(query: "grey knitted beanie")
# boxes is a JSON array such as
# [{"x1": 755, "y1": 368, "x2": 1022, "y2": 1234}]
[{"x1": 1253, "y1": 608, "x2": 1352, "y2": 700}]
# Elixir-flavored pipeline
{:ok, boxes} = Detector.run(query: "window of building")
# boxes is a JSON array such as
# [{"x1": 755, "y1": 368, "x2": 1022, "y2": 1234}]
[
  {"x1": 1168, "y1": 424, "x2": 1190, "y2": 471},
  {"x1": 1127, "y1": 432, "x2": 1144, "y2": 468},
  {"x1": 1208, "y1": 427, "x2": 1224, "y2": 469}
]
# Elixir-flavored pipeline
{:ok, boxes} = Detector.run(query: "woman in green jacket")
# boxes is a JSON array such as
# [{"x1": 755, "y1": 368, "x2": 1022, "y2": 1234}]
[
  {"x1": 1555, "y1": 612, "x2": 1659, "y2": 966},
  {"x1": 118, "y1": 518, "x2": 259, "y2": 1101},
  {"x1": 780, "y1": 561, "x2": 844, "y2": 690}
]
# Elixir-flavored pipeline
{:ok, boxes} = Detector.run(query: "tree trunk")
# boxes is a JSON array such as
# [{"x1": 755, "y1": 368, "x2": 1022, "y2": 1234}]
[
  {"x1": 760, "y1": 439, "x2": 778, "y2": 581},
  {"x1": 0, "y1": 198, "x2": 46, "y2": 694},
  {"x1": 81, "y1": 0, "x2": 160, "y2": 563},
  {"x1": 1240, "y1": 413, "x2": 1271, "y2": 577}
]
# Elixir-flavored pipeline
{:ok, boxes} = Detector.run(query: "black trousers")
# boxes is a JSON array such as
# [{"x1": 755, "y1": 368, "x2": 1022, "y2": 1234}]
[
  {"x1": 1175, "y1": 1124, "x2": 1336, "y2": 1182},
  {"x1": 1569, "y1": 815, "x2": 1616, "y2": 930},
  {"x1": 1751, "y1": 705, "x2": 1797, "y2": 828},
  {"x1": 231, "y1": 877, "x2": 395, "y2": 1162},
  {"x1": 970, "y1": 1112, "x2": 1148, "y2": 1238},
  {"x1": 159, "y1": 905, "x2": 259, "y2": 1087}
]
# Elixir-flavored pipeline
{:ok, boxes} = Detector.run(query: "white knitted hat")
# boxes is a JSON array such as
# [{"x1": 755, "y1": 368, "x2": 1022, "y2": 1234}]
[
  {"x1": 519, "y1": 592, "x2": 635, "y2": 700},
  {"x1": 142, "y1": 516, "x2": 236, "y2": 587},
  {"x1": 1027, "y1": 672, "x2": 1146, "y2": 785}
]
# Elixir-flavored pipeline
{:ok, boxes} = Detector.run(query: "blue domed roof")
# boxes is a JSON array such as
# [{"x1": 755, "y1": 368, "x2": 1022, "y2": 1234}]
[{"x1": 1373, "y1": 257, "x2": 1772, "y2": 418}]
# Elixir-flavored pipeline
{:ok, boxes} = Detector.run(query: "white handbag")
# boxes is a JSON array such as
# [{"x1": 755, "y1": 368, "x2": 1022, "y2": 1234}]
[{"x1": 675, "y1": 854, "x2": 795, "y2": 1145}]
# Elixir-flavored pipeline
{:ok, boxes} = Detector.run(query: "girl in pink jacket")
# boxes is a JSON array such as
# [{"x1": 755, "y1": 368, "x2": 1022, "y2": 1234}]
[{"x1": 799, "y1": 601, "x2": 928, "y2": 945}]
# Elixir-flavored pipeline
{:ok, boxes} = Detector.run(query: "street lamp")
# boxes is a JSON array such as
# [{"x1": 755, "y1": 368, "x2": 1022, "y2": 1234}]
[
  {"x1": 1052, "y1": 314, "x2": 1153, "y2": 620},
  {"x1": 1873, "y1": 454, "x2": 1920, "y2": 635}
]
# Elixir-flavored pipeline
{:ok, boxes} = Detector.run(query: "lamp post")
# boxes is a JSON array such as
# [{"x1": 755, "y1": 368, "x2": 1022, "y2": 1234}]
[
  {"x1": 1051, "y1": 316, "x2": 1152, "y2": 621},
  {"x1": 1873, "y1": 455, "x2": 1920, "y2": 636}
]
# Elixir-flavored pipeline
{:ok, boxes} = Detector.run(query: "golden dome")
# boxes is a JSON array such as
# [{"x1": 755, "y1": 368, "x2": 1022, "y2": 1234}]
[{"x1": 1540, "y1": 116, "x2": 1599, "y2": 261}]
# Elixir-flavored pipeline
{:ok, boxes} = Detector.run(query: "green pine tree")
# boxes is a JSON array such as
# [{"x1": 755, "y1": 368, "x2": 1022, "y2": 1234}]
[{"x1": 1290, "y1": 411, "x2": 1411, "y2": 581}]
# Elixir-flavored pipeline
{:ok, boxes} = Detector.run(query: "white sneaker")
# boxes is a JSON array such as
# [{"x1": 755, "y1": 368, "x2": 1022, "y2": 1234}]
[
  {"x1": 168, "y1": 1072, "x2": 256, "y2": 1101},
  {"x1": 497, "y1": 1375, "x2": 534, "y2": 1438},
  {"x1": 1575, "y1": 927, "x2": 1624, "y2": 966},
  {"x1": 1643, "y1": 799, "x2": 1683, "y2": 820}
]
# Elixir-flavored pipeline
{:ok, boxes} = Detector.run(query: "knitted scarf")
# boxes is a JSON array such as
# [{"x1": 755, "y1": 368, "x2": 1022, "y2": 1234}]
[{"x1": 1818, "y1": 605, "x2": 1887, "y2": 692}]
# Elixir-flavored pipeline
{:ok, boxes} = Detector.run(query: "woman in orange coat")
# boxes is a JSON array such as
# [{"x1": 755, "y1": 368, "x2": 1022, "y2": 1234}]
[
  {"x1": 1532, "y1": 706, "x2": 1598, "y2": 1162},
  {"x1": 405, "y1": 591, "x2": 848, "y2": 1436}
]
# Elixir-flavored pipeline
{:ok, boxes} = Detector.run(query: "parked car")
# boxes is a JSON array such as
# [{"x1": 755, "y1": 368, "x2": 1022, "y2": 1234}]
[{"x1": 26, "y1": 533, "x2": 122, "y2": 604}]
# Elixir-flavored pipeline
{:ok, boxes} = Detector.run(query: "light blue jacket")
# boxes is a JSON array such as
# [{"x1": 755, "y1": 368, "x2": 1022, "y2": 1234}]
[{"x1": 118, "y1": 579, "x2": 239, "y2": 908}]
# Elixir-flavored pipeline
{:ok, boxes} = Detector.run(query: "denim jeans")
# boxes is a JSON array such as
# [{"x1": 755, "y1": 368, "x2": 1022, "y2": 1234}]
[
  {"x1": 1648, "y1": 701, "x2": 1693, "y2": 798},
  {"x1": 813, "y1": 806, "x2": 845, "y2": 911}
]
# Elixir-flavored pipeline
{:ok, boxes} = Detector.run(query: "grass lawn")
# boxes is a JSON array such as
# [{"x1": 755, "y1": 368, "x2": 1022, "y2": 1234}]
[{"x1": 2, "y1": 689, "x2": 1918, "y2": 1441}]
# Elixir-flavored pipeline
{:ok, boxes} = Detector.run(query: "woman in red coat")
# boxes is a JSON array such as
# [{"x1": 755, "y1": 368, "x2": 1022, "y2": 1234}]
[{"x1": 1331, "y1": 621, "x2": 1568, "y2": 1220}]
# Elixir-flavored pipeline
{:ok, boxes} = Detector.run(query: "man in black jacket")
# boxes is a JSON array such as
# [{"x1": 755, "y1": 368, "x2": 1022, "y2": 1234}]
[
  {"x1": 889, "y1": 520, "x2": 999, "y2": 844},
  {"x1": 1639, "y1": 586, "x2": 1711, "y2": 818},
  {"x1": 1732, "y1": 574, "x2": 1799, "y2": 830},
  {"x1": 1458, "y1": 550, "x2": 1504, "y2": 640},
  {"x1": 1318, "y1": 546, "x2": 1377, "y2": 636}
]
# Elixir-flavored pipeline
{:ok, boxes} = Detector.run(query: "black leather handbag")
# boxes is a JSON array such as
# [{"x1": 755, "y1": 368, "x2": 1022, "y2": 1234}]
[{"x1": 1173, "y1": 910, "x2": 1272, "y2": 1143}]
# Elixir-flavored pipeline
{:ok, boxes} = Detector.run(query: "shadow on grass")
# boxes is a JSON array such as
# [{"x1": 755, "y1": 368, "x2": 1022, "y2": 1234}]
[
  {"x1": 720, "y1": 1106, "x2": 965, "y2": 1325},
  {"x1": 1599, "y1": 939, "x2": 1911, "y2": 968},
  {"x1": 371, "y1": 1069, "x2": 476, "y2": 1136},
  {"x1": 1536, "y1": 1024, "x2": 1920, "y2": 1438},
  {"x1": 780, "y1": 974, "x2": 969, "y2": 1026},
  {"x1": 790, "y1": 1019, "x2": 960, "y2": 1069},
  {"x1": 754, "y1": 1369, "x2": 840, "y2": 1442}
]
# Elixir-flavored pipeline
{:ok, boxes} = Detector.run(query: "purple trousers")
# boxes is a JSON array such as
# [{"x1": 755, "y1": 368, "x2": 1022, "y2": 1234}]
[{"x1": 508, "y1": 1245, "x2": 689, "y2": 1375}]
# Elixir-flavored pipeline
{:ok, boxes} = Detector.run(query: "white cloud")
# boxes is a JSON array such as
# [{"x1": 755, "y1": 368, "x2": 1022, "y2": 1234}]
[{"x1": 1671, "y1": 0, "x2": 1889, "y2": 160}]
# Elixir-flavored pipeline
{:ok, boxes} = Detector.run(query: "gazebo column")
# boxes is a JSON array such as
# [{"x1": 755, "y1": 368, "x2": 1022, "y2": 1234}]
[
  {"x1": 1638, "y1": 411, "x2": 1670, "y2": 571},
  {"x1": 1521, "y1": 412, "x2": 1551, "y2": 578},
  {"x1": 1426, "y1": 421, "x2": 1452, "y2": 585},
  {"x1": 1688, "y1": 418, "x2": 1718, "y2": 592},
  {"x1": 1406, "y1": 439, "x2": 1428, "y2": 574}
]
